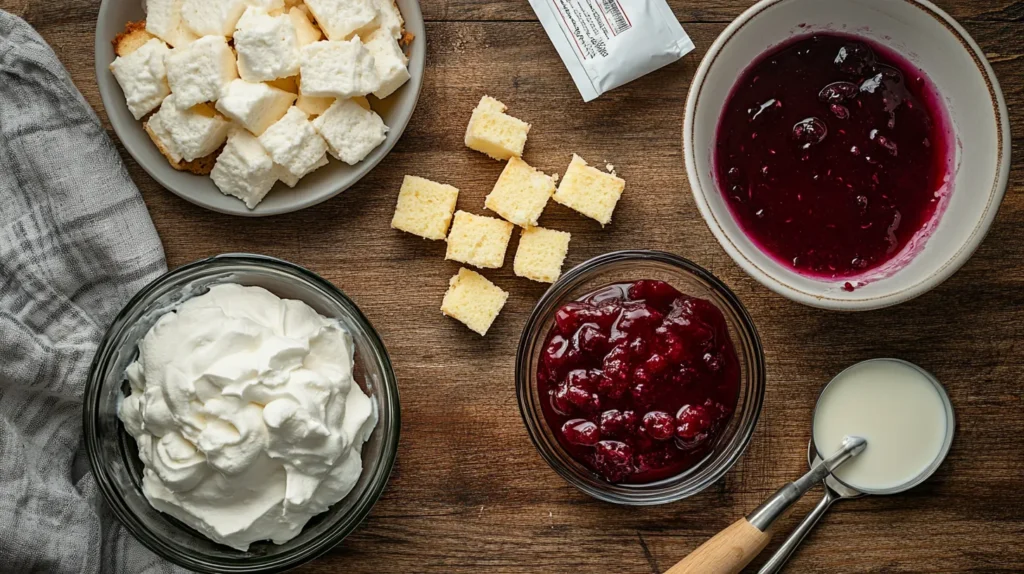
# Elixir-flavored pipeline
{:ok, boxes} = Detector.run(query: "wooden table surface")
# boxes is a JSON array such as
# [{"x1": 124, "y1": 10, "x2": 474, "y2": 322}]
[{"x1": 6, "y1": 0, "x2": 1022, "y2": 571}]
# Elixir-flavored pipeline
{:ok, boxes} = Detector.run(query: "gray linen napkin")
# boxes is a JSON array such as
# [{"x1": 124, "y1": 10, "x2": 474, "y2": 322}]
[{"x1": 0, "y1": 10, "x2": 184, "y2": 574}]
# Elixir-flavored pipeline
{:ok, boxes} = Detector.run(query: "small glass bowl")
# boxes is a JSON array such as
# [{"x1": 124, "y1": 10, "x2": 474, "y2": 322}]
[
  {"x1": 516, "y1": 250, "x2": 765, "y2": 505},
  {"x1": 83, "y1": 254, "x2": 400, "y2": 573}
]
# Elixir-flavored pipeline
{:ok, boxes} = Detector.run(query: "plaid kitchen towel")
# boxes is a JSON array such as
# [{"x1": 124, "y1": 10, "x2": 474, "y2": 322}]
[{"x1": 0, "y1": 11, "x2": 184, "y2": 574}]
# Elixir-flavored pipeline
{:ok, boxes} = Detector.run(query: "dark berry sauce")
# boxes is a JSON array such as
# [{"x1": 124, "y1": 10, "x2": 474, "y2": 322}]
[
  {"x1": 715, "y1": 33, "x2": 954, "y2": 279},
  {"x1": 537, "y1": 280, "x2": 740, "y2": 484}
]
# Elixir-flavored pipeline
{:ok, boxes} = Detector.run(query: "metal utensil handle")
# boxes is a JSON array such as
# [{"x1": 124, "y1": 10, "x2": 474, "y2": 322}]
[{"x1": 757, "y1": 490, "x2": 837, "y2": 574}]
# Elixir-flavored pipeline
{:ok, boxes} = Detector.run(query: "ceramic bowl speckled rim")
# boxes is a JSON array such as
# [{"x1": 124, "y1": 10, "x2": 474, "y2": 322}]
[
  {"x1": 83, "y1": 254, "x2": 400, "y2": 573},
  {"x1": 94, "y1": 0, "x2": 426, "y2": 217},
  {"x1": 683, "y1": 0, "x2": 1011, "y2": 311}
]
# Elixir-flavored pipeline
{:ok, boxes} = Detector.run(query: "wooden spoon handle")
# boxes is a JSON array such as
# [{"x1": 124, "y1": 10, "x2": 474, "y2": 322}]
[{"x1": 663, "y1": 518, "x2": 772, "y2": 574}]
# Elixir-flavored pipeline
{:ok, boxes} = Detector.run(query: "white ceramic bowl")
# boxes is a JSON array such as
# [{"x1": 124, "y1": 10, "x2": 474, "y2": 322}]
[
  {"x1": 684, "y1": 0, "x2": 1010, "y2": 311},
  {"x1": 95, "y1": 0, "x2": 425, "y2": 217}
]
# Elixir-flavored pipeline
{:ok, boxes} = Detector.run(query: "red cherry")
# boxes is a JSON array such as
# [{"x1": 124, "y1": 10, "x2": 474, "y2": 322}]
[
  {"x1": 592, "y1": 440, "x2": 634, "y2": 482},
  {"x1": 562, "y1": 419, "x2": 600, "y2": 446},
  {"x1": 599, "y1": 409, "x2": 638, "y2": 438},
  {"x1": 643, "y1": 411, "x2": 676, "y2": 441},
  {"x1": 676, "y1": 404, "x2": 712, "y2": 440}
]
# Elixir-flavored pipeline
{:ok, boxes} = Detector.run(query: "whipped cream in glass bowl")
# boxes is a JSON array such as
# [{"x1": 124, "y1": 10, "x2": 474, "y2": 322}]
[{"x1": 85, "y1": 255, "x2": 400, "y2": 573}]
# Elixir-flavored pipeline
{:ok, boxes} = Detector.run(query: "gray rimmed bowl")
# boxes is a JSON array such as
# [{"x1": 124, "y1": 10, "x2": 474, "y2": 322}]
[{"x1": 94, "y1": 0, "x2": 425, "y2": 217}]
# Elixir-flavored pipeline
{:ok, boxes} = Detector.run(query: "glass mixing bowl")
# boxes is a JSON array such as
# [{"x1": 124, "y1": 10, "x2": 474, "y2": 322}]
[
  {"x1": 83, "y1": 254, "x2": 400, "y2": 573},
  {"x1": 516, "y1": 250, "x2": 765, "y2": 505}
]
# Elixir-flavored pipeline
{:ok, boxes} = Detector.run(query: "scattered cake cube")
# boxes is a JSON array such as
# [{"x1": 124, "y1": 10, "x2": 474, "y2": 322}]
[
  {"x1": 165, "y1": 35, "x2": 238, "y2": 108},
  {"x1": 445, "y1": 210, "x2": 514, "y2": 269},
  {"x1": 484, "y1": 156, "x2": 555, "y2": 227},
  {"x1": 288, "y1": 7, "x2": 322, "y2": 46},
  {"x1": 109, "y1": 38, "x2": 172, "y2": 119},
  {"x1": 303, "y1": 0, "x2": 378, "y2": 41},
  {"x1": 312, "y1": 98, "x2": 388, "y2": 165},
  {"x1": 258, "y1": 106, "x2": 329, "y2": 179},
  {"x1": 296, "y1": 93, "x2": 334, "y2": 117},
  {"x1": 181, "y1": 0, "x2": 248, "y2": 37},
  {"x1": 234, "y1": 8, "x2": 301, "y2": 82},
  {"x1": 145, "y1": 0, "x2": 198, "y2": 47},
  {"x1": 215, "y1": 79, "x2": 296, "y2": 136},
  {"x1": 552, "y1": 154, "x2": 626, "y2": 226},
  {"x1": 211, "y1": 129, "x2": 278, "y2": 208},
  {"x1": 299, "y1": 39, "x2": 381, "y2": 98},
  {"x1": 441, "y1": 268, "x2": 509, "y2": 336},
  {"x1": 464, "y1": 95, "x2": 530, "y2": 161},
  {"x1": 144, "y1": 94, "x2": 230, "y2": 164},
  {"x1": 513, "y1": 226, "x2": 571, "y2": 283},
  {"x1": 391, "y1": 175, "x2": 459, "y2": 240},
  {"x1": 362, "y1": 28, "x2": 409, "y2": 99},
  {"x1": 373, "y1": 0, "x2": 404, "y2": 39}
]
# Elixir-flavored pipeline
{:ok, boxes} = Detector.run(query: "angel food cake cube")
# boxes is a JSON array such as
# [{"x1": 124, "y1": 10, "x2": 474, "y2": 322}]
[
  {"x1": 513, "y1": 226, "x2": 571, "y2": 283},
  {"x1": 214, "y1": 80, "x2": 294, "y2": 137},
  {"x1": 144, "y1": 94, "x2": 230, "y2": 163},
  {"x1": 441, "y1": 268, "x2": 509, "y2": 336},
  {"x1": 300, "y1": 39, "x2": 381, "y2": 98},
  {"x1": 484, "y1": 157, "x2": 555, "y2": 227},
  {"x1": 303, "y1": 0, "x2": 378, "y2": 41},
  {"x1": 464, "y1": 96, "x2": 530, "y2": 161},
  {"x1": 374, "y1": 0, "x2": 404, "y2": 39},
  {"x1": 181, "y1": 0, "x2": 248, "y2": 37},
  {"x1": 109, "y1": 38, "x2": 172, "y2": 119},
  {"x1": 165, "y1": 35, "x2": 238, "y2": 108},
  {"x1": 553, "y1": 154, "x2": 626, "y2": 226},
  {"x1": 289, "y1": 7, "x2": 322, "y2": 46},
  {"x1": 362, "y1": 28, "x2": 409, "y2": 99},
  {"x1": 146, "y1": 0, "x2": 198, "y2": 47},
  {"x1": 258, "y1": 106, "x2": 329, "y2": 179},
  {"x1": 312, "y1": 99, "x2": 388, "y2": 165},
  {"x1": 391, "y1": 176, "x2": 459, "y2": 240},
  {"x1": 234, "y1": 8, "x2": 301, "y2": 82},
  {"x1": 445, "y1": 211, "x2": 514, "y2": 269},
  {"x1": 211, "y1": 129, "x2": 278, "y2": 208}
]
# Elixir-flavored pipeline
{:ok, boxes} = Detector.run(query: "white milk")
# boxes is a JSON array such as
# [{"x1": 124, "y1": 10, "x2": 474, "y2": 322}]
[{"x1": 812, "y1": 359, "x2": 950, "y2": 492}]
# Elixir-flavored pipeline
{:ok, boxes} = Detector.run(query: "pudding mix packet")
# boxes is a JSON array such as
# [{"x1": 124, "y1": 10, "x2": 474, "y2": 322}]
[{"x1": 528, "y1": 0, "x2": 694, "y2": 101}]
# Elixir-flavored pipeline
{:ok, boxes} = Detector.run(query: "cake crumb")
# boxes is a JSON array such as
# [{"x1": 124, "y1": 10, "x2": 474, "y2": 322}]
[{"x1": 605, "y1": 163, "x2": 616, "y2": 175}]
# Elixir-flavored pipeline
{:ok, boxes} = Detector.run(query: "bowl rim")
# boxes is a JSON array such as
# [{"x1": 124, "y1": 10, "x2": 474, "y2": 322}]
[
  {"x1": 682, "y1": 0, "x2": 1012, "y2": 311},
  {"x1": 93, "y1": 0, "x2": 426, "y2": 218},
  {"x1": 82, "y1": 253, "x2": 401, "y2": 573},
  {"x1": 515, "y1": 250, "x2": 766, "y2": 505}
]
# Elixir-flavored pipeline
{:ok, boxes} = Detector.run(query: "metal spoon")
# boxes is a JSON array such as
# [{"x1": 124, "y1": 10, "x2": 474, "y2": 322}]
[{"x1": 757, "y1": 441, "x2": 865, "y2": 574}]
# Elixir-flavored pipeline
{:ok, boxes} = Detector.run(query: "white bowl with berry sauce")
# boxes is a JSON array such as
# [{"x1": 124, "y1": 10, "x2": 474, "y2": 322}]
[
  {"x1": 684, "y1": 0, "x2": 1010, "y2": 310},
  {"x1": 516, "y1": 251, "x2": 766, "y2": 505}
]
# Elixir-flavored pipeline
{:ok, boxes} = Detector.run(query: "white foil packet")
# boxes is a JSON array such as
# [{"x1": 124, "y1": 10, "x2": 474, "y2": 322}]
[{"x1": 529, "y1": 0, "x2": 694, "y2": 101}]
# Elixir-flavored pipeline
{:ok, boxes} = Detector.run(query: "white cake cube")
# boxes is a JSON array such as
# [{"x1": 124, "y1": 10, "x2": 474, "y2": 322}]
[
  {"x1": 303, "y1": 0, "x2": 378, "y2": 41},
  {"x1": 233, "y1": 7, "x2": 301, "y2": 82},
  {"x1": 296, "y1": 93, "x2": 334, "y2": 117},
  {"x1": 165, "y1": 35, "x2": 238, "y2": 108},
  {"x1": 181, "y1": 0, "x2": 248, "y2": 36},
  {"x1": 211, "y1": 129, "x2": 279, "y2": 208},
  {"x1": 288, "y1": 7, "x2": 322, "y2": 46},
  {"x1": 215, "y1": 79, "x2": 296, "y2": 135},
  {"x1": 109, "y1": 38, "x2": 171, "y2": 119},
  {"x1": 362, "y1": 28, "x2": 409, "y2": 99},
  {"x1": 299, "y1": 39, "x2": 380, "y2": 98},
  {"x1": 312, "y1": 98, "x2": 387, "y2": 165},
  {"x1": 144, "y1": 94, "x2": 230, "y2": 163},
  {"x1": 146, "y1": 0, "x2": 199, "y2": 47},
  {"x1": 373, "y1": 0, "x2": 403, "y2": 39},
  {"x1": 258, "y1": 106, "x2": 329, "y2": 179}
]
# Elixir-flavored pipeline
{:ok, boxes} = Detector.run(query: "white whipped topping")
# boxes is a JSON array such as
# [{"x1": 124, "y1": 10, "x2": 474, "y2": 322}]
[{"x1": 119, "y1": 283, "x2": 377, "y2": 551}]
